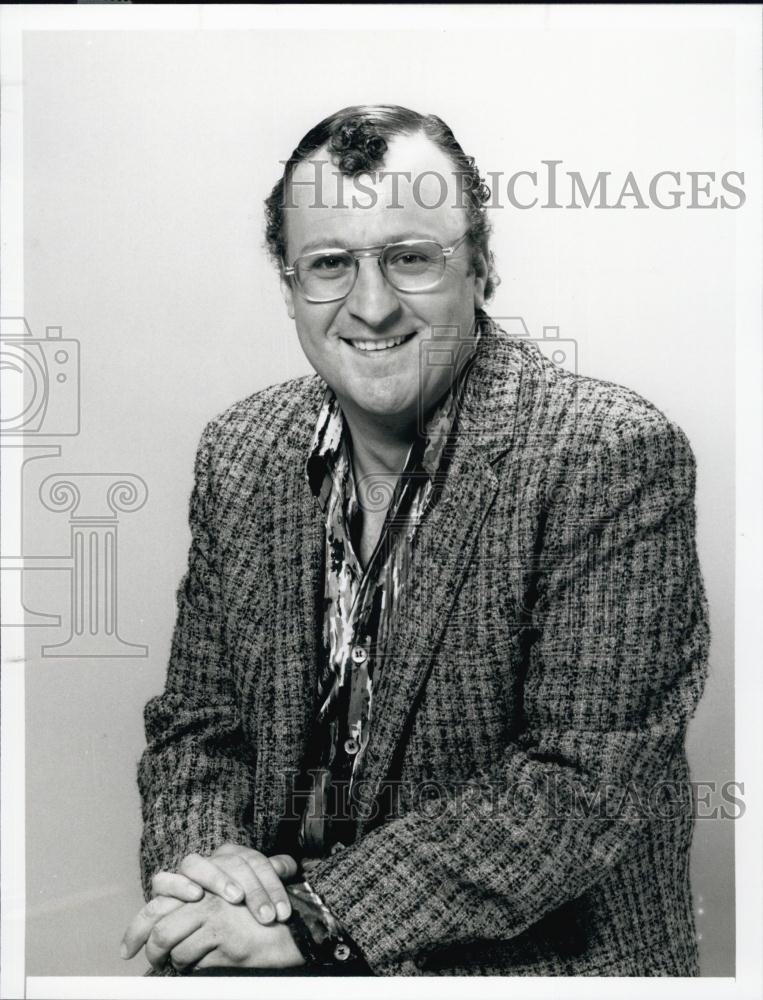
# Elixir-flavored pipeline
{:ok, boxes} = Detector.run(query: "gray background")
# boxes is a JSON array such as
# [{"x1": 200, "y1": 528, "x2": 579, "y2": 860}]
[{"x1": 20, "y1": 29, "x2": 734, "y2": 976}]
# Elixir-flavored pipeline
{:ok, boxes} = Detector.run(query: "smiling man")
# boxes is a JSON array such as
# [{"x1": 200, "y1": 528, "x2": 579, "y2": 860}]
[{"x1": 125, "y1": 105, "x2": 710, "y2": 977}]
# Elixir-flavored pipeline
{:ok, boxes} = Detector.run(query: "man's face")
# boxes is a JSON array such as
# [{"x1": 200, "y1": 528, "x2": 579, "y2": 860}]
[{"x1": 280, "y1": 132, "x2": 487, "y2": 432}]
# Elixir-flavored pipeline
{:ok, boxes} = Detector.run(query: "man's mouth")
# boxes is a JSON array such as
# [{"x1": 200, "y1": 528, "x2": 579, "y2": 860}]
[{"x1": 344, "y1": 331, "x2": 417, "y2": 354}]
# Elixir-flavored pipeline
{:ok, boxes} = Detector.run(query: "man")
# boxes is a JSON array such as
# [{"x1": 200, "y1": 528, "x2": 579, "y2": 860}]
[{"x1": 122, "y1": 105, "x2": 710, "y2": 976}]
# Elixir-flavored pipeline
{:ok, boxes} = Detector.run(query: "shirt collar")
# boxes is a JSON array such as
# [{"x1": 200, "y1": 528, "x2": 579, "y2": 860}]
[{"x1": 304, "y1": 317, "x2": 486, "y2": 508}]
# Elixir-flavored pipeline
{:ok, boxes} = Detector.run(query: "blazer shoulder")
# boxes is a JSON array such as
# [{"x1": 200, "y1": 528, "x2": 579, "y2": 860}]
[
  {"x1": 576, "y1": 370, "x2": 695, "y2": 471},
  {"x1": 198, "y1": 373, "x2": 326, "y2": 471},
  {"x1": 505, "y1": 338, "x2": 697, "y2": 479},
  {"x1": 208, "y1": 372, "x2": 323, "y2": 435},
  {"x1": 533, "y1": 342, "x2": 691, "y2": 448}
]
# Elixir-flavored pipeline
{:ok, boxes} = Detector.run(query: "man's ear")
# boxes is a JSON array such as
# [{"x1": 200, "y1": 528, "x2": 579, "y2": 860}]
[
  {"x1": 472, "y1": 250, "x2": 489, "y2": 310},
  {"x1": 280, "y1": 274, "x2": 296, "y2": 320}
]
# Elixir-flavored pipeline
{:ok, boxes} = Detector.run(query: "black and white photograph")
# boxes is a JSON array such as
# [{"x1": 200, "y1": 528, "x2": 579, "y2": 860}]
[{"x1": 1, "y1": 4, "x2": 761, "y2": 998}]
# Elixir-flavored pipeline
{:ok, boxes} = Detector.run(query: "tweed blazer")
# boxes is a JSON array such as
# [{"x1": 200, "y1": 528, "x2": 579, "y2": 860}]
[{"x1": 138, "y1": 319, "x2": 711, "y2": 977}]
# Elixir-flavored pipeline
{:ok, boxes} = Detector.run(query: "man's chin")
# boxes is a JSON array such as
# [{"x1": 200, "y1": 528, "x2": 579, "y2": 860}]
[{"x1": 337, "y1": 385, "x2": 419, "y2": 427}]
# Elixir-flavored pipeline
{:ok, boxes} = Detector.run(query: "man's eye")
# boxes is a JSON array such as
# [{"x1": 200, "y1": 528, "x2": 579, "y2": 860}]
[
  {"x1": 389, "y1": 251, "x2": 430, "y2": 268},
  {"x1": 310, "y1": 255, "x2": 351, "y2": 273}
]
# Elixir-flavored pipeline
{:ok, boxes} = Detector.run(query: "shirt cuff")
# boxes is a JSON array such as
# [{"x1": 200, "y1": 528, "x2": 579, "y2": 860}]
[{"x1": 285, "y1": 879, "x2": 367, "y2": 968}]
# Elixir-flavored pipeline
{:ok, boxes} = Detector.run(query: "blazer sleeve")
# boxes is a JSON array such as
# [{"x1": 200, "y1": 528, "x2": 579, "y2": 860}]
[
  {"x1": 137, "y1": 418, "x2": 256, "y2": 901},
  {"x1": 302, "y1": 412, "x2": 711, "y2": 974}
]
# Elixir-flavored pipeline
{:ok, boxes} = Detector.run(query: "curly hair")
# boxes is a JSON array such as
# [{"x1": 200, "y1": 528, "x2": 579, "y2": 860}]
[{"x1": 264, "y1": 104, "x2": 499, "y2": 302}]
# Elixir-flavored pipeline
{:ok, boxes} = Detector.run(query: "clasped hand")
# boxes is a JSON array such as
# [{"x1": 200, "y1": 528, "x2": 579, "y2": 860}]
[{"x1": 121, "y1": 843, "x2": 305, "y2": 972}]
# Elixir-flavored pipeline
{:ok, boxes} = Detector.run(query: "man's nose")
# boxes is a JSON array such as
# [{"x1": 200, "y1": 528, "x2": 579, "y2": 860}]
[{"x1": 344, "y1": 257, "x2": 402, "y2": 328}]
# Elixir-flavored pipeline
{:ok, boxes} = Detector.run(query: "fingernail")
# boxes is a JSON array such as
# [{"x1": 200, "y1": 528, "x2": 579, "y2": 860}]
[
  {"x1": 189, "y1": 885, "x2": 203, "y2": 899},
  {"x1": 276, "y1": 902, "x2": 290, "y2": 920},
  {"x1": 258, "y1": 904, "x2": 275, "y2": 922},
  {"x1": 224, "y1": 885, "x2": 242, "y2": 902},
  {"x1": 120, "y1": 943, "x2": 128, "y2": 959}
]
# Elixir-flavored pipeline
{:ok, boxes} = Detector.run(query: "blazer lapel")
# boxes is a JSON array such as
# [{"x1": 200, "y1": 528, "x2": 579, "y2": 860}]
[
  {"x1": 276, "y1": 464, "x2": 325, "y2": 753},
  {"x1": 353, "y1": 442, "x2": 501, "y2": 830},
  {"x1": 246, "y1": 395, "x2": 327, "y2": 850},
  {"x1": 352, "y1": 322, "x2": 528, "y2": 831}
]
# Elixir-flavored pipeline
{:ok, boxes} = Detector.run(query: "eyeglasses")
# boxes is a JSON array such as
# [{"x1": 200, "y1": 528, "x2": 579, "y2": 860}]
[{"x1": 282, "y1": 231, "x2": 471, "y2": 303}]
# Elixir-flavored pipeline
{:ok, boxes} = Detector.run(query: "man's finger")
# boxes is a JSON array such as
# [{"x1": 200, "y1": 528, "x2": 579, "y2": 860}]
[
  {"x1": 121, "y1": 895, "x2": 185, "y2": 959},
  {"x1": 151, "y1": 872, "x2": 205, "y2": 902},
  {"x1": 179, "y1": 852, "x2": 245, "y2": 904},
  {"x1": 214, "y1": 847, "x2": 299, "y2": 886},
  {"x1": 268, "y1": 854, "x2": 299, "y2": 882},
  {"x1": 212, "y1": 842, "x2": 248, "y2": 857},
  {"x1": 209, "y1": 845, "x2": 299, "y2": 884},
  {"x1": 169, "y1": 928, "x2": 219, "y2": 972},
  {"x1": 190, "y1": 947, "x2": 228, "y2": 971},
  {"x1": 214, "y1": 854, "x2": 289, "y2": 923},
  {"x1": 145, "y1": 902, "x2": 206, "y2": 971},
  {"x1": 211, "y1": 844, "x2": 269, "y2": 866},
  {"x1": 246, "y1": 855, "x2": 293, "y2": 921}
]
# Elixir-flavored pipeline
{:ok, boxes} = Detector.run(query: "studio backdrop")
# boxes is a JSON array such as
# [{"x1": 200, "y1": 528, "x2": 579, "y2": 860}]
[{"x1": 10, "y1": 16, "x2": 737, "y2": 978}]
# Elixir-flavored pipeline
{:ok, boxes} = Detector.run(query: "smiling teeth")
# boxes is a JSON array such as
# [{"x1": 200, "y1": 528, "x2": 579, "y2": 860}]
[{"x1": 350, "y1": 334, "x2": 411, "y2": 352}]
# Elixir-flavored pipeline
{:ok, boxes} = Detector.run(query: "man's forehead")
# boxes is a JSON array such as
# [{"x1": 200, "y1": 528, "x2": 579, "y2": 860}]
[{"x1": 285, "y1": 132, "x2": 468, "y2": 252}]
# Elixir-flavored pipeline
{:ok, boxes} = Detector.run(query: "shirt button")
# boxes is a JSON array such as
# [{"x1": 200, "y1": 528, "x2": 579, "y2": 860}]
[
  {"x1": 334, "y1": 942, "x2": 352, "y2": 962},
  {"x1": 344, "y1": 738, "x2": 360, "y2": 755},
  {"x1": 351, "y1": 646, "x2": 367, "y2": 663}
]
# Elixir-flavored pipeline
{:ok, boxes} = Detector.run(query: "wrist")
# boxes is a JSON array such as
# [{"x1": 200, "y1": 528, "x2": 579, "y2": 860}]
[
  {"x1": 278, "y1": 921, "x2": 308, "y2": 968},
  {"x1": 246, "y1": 919, "x2": 307, "y2": 970}
]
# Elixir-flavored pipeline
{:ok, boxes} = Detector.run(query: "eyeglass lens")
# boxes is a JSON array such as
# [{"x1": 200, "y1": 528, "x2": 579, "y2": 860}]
[{"x1": 295, "y1": 241, "x2": 447, "y2": 301}]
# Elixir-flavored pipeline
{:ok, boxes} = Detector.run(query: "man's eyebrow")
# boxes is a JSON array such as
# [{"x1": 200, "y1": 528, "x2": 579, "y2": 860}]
[{"x1": 296, "y1": 231, "x2": 443, "y2": 255}]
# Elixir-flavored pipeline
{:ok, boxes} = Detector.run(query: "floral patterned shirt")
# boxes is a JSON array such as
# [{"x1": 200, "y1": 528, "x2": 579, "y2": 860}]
[{"x1": 284, "y1": 326, "x2": 482, "y2": 969}]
